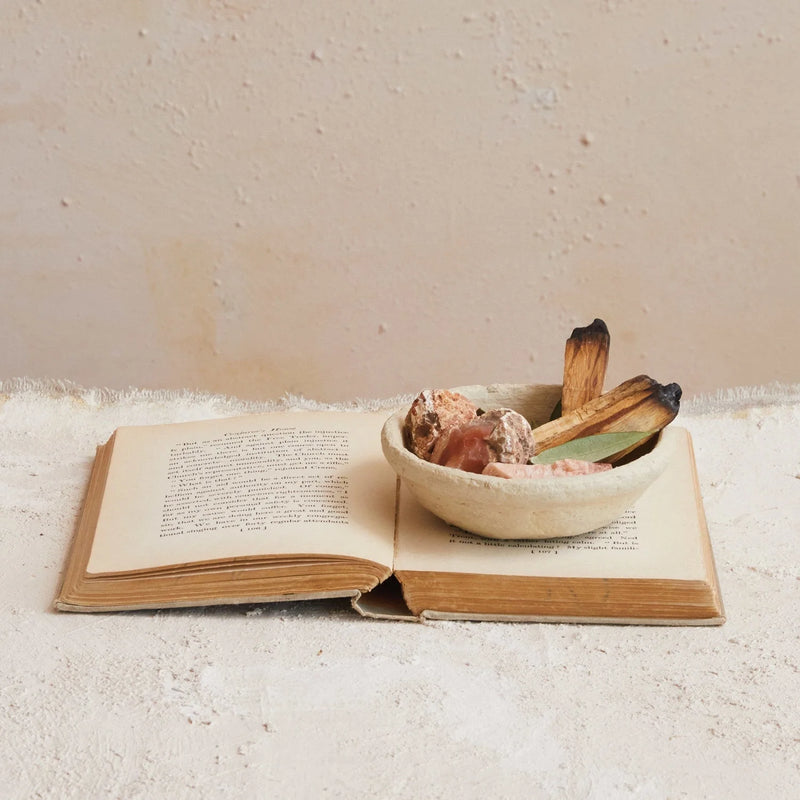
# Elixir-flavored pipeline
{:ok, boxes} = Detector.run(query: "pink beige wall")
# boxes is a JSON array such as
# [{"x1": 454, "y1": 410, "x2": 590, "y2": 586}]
[{"x1": 2, "y1": 1, "x2": 798, "y2": 402}]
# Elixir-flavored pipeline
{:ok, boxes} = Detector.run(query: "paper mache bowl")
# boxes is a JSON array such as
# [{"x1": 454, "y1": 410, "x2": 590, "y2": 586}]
[{"x1": 381, "y1": 383, "x2": 678, "y2": 540}]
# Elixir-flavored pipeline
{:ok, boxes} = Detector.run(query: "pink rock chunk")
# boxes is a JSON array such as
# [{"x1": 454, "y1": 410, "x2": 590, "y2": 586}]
[
  {"x1": 403, "y1": 389, "x2": 478, "y2": 460},
  {"x1": 482, "y1": 459, "x2": 613, "y2": 478},
  {"x1": 430, "y1": 408, "x2": 535, "y2": 474},
  {"x1": 430, "y1": 417, "x2": 496, "y2": 473}
]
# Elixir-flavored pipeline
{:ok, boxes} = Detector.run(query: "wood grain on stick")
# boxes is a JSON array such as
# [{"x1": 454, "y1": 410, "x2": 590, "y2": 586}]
[
  {"x1": 561, "y1": 318, "x2": 610, "y2": 414},
  {"x1": 531, "y1": 375, "x2": 682, "y2": 456}
]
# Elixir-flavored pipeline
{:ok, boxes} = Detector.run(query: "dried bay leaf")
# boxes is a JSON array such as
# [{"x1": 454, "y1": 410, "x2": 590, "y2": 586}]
[{"x1": 531, "y1": 431, "x2": 651, "y2": 465}]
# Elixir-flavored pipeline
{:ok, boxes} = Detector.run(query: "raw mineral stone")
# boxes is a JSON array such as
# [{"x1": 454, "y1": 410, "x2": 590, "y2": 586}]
[
  {"x1": 482, "y1": 459, "x2": 613, "y2": 478},
  {"x1": 403, "y1": 389, "x2": 478, "y2": 460},
  {"x1": 430, "y1": 408, "x2": 535, "y2": 474}
]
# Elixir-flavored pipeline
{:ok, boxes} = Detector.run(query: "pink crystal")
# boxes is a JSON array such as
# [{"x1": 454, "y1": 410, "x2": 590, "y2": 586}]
[
  {"x1": 430, "y1": 417, "x2": 497, "y2": 473},
  {"x1": 482, "y1": 459, "x2": 613, "y2": 478}
]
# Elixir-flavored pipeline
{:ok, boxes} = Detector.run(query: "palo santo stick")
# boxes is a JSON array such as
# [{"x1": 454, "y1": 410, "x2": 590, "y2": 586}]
[
  {"x1": 530, "y1": 374, "x2": 681, "y2": 456},
  {"x1": 561, "y1": 318, "x2": 610, "y2": 414}
]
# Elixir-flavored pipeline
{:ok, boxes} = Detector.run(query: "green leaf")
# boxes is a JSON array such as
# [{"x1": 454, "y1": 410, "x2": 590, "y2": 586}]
[{"x1": 531, "y1": 431, "x2": 651, "y2": 465}]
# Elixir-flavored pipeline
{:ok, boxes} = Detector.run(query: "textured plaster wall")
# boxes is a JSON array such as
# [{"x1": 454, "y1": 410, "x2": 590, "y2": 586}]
[{"x1": 2, "y1": 1, "x2": 798, "y2": 402}]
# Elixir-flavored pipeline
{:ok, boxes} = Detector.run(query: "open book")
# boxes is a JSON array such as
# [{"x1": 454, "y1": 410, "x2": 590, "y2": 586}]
[{"x1": 56, "y1": 409, "x2": 724, "y2": 625}]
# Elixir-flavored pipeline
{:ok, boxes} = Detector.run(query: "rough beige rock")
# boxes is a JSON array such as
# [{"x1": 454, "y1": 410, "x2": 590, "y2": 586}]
[{"x1": 480, "y1": 408, "x2": 536, "y2": 464}]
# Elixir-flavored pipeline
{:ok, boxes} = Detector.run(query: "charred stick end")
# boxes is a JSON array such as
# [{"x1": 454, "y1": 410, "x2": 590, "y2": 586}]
[
  {"x1": 569, "y1": 318, "x2": 609, "y2": 341},
  {"x1": 656, "y1": 382, "x2": 682, "y2": 416}
]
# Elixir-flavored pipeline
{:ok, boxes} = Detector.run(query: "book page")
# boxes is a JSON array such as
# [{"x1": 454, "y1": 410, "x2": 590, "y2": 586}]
[
  {"x1": 395, "y1": 428, "x2": 708, "y2": 581},
  {"x1": 87, "y1": 411, "x2": 397, "y2": 573}
]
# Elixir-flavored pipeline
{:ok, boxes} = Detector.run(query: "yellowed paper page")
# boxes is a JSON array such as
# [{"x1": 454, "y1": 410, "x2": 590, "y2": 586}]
[
  {"x1": 87, "y1": 411, "x2": 396, "y2": 573},
  {"x1": 395, "y1": 429, "x2": 706, "y2": 581}
]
